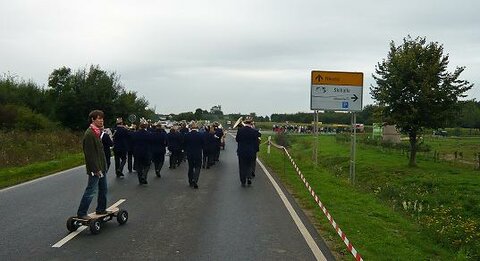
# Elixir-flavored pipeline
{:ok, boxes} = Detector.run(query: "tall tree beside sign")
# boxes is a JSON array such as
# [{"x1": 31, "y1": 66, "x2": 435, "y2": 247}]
[{"x1": 371, "y1": 36, "x2": 473, "y2": 167}]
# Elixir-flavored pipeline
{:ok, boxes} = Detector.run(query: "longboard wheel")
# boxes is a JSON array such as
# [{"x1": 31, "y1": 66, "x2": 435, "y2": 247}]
[
  {"x1": 89, "y1": 219, "x2": 101, "y2": 234},
  {"x1": 117, "y1": 209, "x2": 128, "y2": 225},
  {"x1": 66, "y1": 217, "x2": 80, "y2": 232}
]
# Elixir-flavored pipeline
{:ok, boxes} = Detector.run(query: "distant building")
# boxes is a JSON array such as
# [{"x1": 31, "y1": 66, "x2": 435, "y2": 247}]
[{"x1": 210, "y1": 105, "x2": 222, "y2": 114}]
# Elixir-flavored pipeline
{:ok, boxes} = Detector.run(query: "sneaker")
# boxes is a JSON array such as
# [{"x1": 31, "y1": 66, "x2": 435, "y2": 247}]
[{"x1": 96, "y1": 210, "x2": 108, "y2": 215}]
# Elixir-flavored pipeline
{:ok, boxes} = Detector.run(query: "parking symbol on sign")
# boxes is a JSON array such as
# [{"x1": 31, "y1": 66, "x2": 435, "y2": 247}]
[{"x1": 342, "y1": 101, "x2": 349, "y2": 108}]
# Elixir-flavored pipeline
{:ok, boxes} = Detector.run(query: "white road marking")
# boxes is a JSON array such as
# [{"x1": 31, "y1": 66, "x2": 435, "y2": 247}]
[
  {"x1": 52, "y1": 199, "x2": 126, "y2": 248},
  {"x1": 257, "y1": 159, "x2": 327, "y2": 261},
  {"x1": 52, "y1": 226, "x2": 87, "y2": 248}
]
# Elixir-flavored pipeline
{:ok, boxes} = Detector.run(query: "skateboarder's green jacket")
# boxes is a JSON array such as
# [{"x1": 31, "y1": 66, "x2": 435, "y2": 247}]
[{"x1": 83, "y1": 128, "x2": 107, "y2": 174}]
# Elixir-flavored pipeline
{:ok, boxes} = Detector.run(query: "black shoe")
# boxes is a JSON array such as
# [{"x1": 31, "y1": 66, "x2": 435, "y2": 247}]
[
  {"x1": 156, "y1": 171, "x2": 161, "y2": 177},
  {"x1": 251, "y1": 173, "x2": 255, "y2": 178},
  {"x1": 247, "y1": 178, "x2": 252, "y2": 185},
  {"x1": 193, "y1": 183, "x2": 198, "y2": 189},
  {"x1": 95, "y1": 210, "x2": 108, "y2": 215},
  {"x1": 189, "y1": 182, "x2": 194, "y2": 187}
]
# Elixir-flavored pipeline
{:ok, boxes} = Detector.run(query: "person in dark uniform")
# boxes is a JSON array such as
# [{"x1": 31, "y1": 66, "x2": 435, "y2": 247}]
[
  {"x1": 213, "y1": 122, "x2": 224, "y2": 162},
  {"x1": 133, "y1": 118, "x2": 152, "y2": 185},
  {"x1": 184, "y1": 122, "x2": 204, "y2": 189},
  {"x1": 167, "y1": 126, "x2": 181, "y2": 169},
  {"x1": 235, "y1": 117, "x2": 260, "y2": 186},
  {"x1": 127, "y1": 124, "x2": 136, "y2": 173},
  {"x1": 151, "y1": 122, "x2": 167, "y2": 177},
  {"x1": 101, "y1": 127, "x2": 114, "y2": 171},
  {"x1": 204, "y1": 125, "x2": 217, "y2": 168},
  {"x1": 201, "y1": 125, "x2": 209, "y2": 169},
  {"x1": 179, "y1": 121, "x2": 189, "y2": 164},
  {"x1": 113, "y1": 118, "x2": 130, "y2": 178}
]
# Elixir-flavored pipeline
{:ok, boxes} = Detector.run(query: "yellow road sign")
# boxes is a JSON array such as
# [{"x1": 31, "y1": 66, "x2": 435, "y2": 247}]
[{"x1": 311, "y1": 71, "x2": 363, "y2": 86}]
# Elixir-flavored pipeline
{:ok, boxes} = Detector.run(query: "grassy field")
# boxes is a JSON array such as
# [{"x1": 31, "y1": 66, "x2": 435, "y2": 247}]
[
  {"x1": 0, "y1": 130, "x2": 82, "y2": 167},
  {"x1": 258, "y1": 134, "x2": 480, "y2": 260},
  {"x1": 0, "y1": 130, "x2": 84, "y2": 189},
  {"x1": 0, "y1": 153, "x2": 84, "y2": 189},
  {"x1": 422, "y1": 136, "x2": 480, "y2": 165}
]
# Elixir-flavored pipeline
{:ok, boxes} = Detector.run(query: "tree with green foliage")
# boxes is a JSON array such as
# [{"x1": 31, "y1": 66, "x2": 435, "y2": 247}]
[
  {"x1": 46, "y1": 65, "x2": 154, "y2": 129},
  {"x1": 457, "y1": 100, "x2": 480, "y2": 130},
  {"x1": 371, "y1": 36, "x2": 473, "y2": 166}
]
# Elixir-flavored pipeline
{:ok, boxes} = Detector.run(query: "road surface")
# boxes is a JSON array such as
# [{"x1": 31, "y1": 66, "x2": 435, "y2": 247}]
[{"x1": 0, "y1": 134, "x2": 334, "y2": 260}]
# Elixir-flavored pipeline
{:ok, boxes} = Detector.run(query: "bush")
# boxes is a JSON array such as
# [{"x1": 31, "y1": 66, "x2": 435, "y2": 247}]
[
  {"x1": 0, "y1": 130, "x2": 81, "y2": 167},
  {"x1": 0, "y1": 104, "x2": 58, "y2": 131}
]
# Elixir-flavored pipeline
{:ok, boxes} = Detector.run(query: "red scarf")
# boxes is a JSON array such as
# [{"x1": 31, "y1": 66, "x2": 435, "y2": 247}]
[{"x1": 90, "y1": 123, "x2": 101, "y2": 139}]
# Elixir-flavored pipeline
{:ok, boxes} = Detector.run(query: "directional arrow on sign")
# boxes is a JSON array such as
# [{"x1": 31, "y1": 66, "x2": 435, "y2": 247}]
[
  {"x1": 315, "y1": 74, "x2": 323, "y2": 82},
  {"x1": 351, "y1": 94, "x2": 358, "y2": 102},
  {"x1": 315, "y1": 86, "x2": 327, "y2": 93}
]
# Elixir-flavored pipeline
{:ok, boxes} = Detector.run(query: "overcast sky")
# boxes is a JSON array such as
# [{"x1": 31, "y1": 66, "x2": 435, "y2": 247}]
[{"x1": 1, "y1": 0, "x2": 479, "y2": 116}]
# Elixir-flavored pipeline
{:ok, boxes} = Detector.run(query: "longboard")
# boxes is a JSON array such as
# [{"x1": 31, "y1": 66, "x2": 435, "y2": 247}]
[
  {"x1": 66, "y1": 199, "x2": 128, "y2": 234},
  {"x1": 73, "y1": 207, "x2": 119, "y2": 221}
]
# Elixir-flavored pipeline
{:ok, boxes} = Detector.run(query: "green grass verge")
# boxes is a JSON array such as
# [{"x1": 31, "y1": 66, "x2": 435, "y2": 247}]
[
  {"x1": 0, "y1": 153, "x2": 84, "y2": 189},
  {"x1": 258, "y1": 134, "x2": 478, "y2": 260}
]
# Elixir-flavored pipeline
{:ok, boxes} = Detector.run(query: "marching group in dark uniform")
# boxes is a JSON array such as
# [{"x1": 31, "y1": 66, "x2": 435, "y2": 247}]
[
  {"x1": 78, "y1": 110, "x2": 260, "y2": 219},
  {"x1": 108, "y1": 117, "x2": 229, "y2": 188}
]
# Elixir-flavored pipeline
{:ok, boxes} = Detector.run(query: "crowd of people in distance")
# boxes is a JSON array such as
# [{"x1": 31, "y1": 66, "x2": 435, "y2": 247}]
[
  {"x1": 272, "y1": 124, "x2": 313, "y2": 133},
  {"x1": 76, "y1": 110, "x2": 260, "y2": 220},
  {"x1": 108, "y1": 117, "x2": 225, "y2": 185}
]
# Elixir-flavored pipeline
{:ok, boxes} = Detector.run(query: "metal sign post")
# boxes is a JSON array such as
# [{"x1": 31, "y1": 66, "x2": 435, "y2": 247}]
[
  {"x1": 313, "y1": 110, "x2": 319, "y2": 165},
  {"x1": 350, "y1": 112, "x2": 357, "y2": 184},
  {"x1": 310, "y1": 70, "x2": 363, "y2": 184}
]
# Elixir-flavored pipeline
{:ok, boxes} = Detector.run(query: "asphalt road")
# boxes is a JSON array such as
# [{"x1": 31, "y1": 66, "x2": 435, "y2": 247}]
[{"x1": 0, "y1": 134, "x2": 334, "y2": 260}]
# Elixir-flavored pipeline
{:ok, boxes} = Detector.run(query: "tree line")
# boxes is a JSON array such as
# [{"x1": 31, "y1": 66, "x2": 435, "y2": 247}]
[
  {"x1": 0, "y1": 65, "x2": 155, "y2": 131},
  {"x1": 268, "y1": 100, "x2": 480, "y2": 129}
]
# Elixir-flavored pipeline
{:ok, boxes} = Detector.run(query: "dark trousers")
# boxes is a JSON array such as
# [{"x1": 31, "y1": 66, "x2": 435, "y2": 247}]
[
  {"x1": 169, "y1": 149, "x2": 181, "y2": 168},
  {"x1": 202, "y1": 149, "x2": 208, "y2": 168},
  {"x1": 207, "y1": 150, "x2": 215, "y2": 167},
  {"x1": 136, "y1": 156, "x2": 150, "y2": 183},
  {"x1": 152, "y1": 151, "x2": 165, "y2": 173},
  {"x1": 187, "y1": 155, "x2": 202, "y2": 184},
  {"x1": 127, "y1": 150, "x2": 134, "y2": 172},
  {"x1": 238, "y1": 156, "x2": 256, "y2": 184},
  {"x1": 114, "y1": 150, "x2": 127, "y2": 175},
  {"x1": 77, "y1": 173, "x2": 107, "y2": 216},
  {"x1": 105, "y1": 155, "x2": 111, "y2": 172},
  {"x1": 215, "y1": 145, "x2": 220, "y2": 161}
]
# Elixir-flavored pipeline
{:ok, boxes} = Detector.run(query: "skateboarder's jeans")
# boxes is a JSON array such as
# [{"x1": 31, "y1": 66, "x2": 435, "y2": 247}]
[{"x1": 77, "y1": 174, "x2": 107, "y2": 216}]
